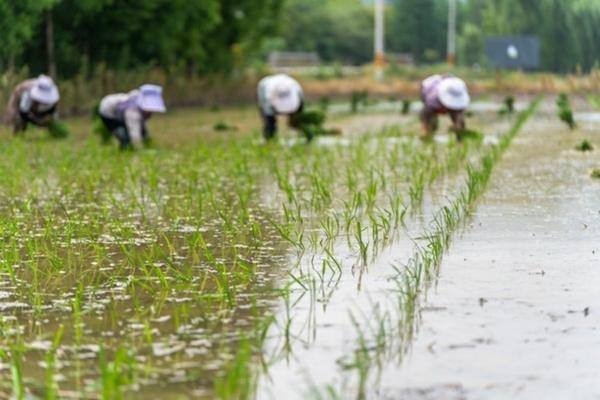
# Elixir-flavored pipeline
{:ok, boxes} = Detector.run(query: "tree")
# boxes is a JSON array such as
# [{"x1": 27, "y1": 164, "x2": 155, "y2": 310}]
[
  {"x1": 0, "y1": 0, "x2": 56, "y2": 70},
  {"x1": 277, "y1": 0, "x2": 374, "y2": 65},
  {"x1": 388, "y1": 0, "x2": 447, "y2": 63}
]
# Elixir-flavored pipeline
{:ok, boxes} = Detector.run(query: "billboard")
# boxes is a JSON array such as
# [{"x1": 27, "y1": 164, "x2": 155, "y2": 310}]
[{"x1": 485, "y1": 36, "x2": 540, "y2": 70}]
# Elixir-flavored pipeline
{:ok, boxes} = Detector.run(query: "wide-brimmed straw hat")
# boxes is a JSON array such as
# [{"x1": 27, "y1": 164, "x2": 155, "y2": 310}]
[
  {"x1": 30, "y1": 75, "x2": 60, "y2": 105},
  {"x1": 438, "y1": 77, "x2": 470, "y2": 111},
  {"x1": 271, "y1": 79, "x2": 301, "y2": 114},
  {"x1": 137, "y1": 84, "x2": 166, "y2": 113}
]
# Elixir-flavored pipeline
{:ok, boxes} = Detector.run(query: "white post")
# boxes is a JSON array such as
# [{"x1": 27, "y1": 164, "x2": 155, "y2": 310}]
[
  {"x1": 447, "y1": 0, "x2": 457, "y2": 66},
  {"x1": 374, "y1": 0, "x2": 385, "y2": 80}
]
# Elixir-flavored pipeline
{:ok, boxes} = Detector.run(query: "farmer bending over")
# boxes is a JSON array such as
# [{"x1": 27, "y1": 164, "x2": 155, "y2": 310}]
[
  {"x1": 98, "y1": 84, "x2": 166, "y2": 149},
  {"x1": 6, "y1": 75, "x2": 60, "y2": 135},
  {"x1": 257, "y1": 74, "x2": 305, "y2": 140},
  {"x1": 420, "y1": 74, "x2": 470, "y2": 141}
]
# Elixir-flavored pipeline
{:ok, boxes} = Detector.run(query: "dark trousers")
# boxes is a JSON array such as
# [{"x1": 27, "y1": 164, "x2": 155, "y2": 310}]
[
  {"x1": 100, "y1": 116, "x2": 147, "y2": 148},
  {"x1": 259, "y1": 102, "x2": 304, "y2": 141},
  {"x1": 17, "y1": 106, "x2": 56, "y2": 132},
  {"x1": 261, "y1": 113, "x2": 277, "y2": 140}
]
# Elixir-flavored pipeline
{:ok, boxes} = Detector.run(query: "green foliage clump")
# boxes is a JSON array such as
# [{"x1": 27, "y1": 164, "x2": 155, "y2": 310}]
[
  {"x1": 591, "y1": 169, "x2": 600, "y2": 179},
  {"x1": 289, "y1": 110, "x2": 340, "y2": 142},
  {"x1": 499, "y1": 96, "x2": 515, "y2": 115},
  {"x1": 213, "y1": 121, "x2": 238, "y2": 132},
  {"x1": 401, "y1": 99, "x2": 412, "y2": 115},
  {"x1": 557, "y1": 94, "x2": 576, "y2": 130},
  {"x1": 47, "y1": 120, "x2": 70, "y2": 139},
  {"x1": 575, "y1": 140, "x2": 594, "y2": 152},
  {"x1": 456, "y1": 129, "x2": 484, "y2": 143}
]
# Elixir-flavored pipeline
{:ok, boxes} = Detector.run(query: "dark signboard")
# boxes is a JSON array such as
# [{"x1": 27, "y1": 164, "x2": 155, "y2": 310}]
[{"x1": 485, "y1": 36, "x2": 540, "y2": 70}]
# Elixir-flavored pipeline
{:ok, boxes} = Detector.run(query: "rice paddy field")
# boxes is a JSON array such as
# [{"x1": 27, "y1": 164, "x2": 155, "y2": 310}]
[{"x1": 0, "y1": 96, "x2": 599, "y2": 400}]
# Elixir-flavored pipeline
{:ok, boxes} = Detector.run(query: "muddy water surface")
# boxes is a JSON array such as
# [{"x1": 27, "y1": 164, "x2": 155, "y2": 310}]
[{"x1": 381, "y1": 114, "x2": 600, "y2": 399}]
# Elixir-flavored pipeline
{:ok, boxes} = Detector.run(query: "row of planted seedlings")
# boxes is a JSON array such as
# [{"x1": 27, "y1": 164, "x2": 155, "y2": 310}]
[
  {"x1": 252, "y1": 129, "x2": 488, "y2": 395},
  {"x1": 318, "y1": 99, "x2": 542, "y2": 400},
  {"x1": 0, "y1": 124, "x2": 484, "y2": 398}
]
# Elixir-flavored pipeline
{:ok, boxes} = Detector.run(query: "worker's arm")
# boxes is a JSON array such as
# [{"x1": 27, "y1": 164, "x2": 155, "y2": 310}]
[
  {"x1": 257, "y1": 80, "x2": 275, "y2": 116},
  {"x1": 124, "y1": 108, "x2": 144, "y2": 147}
]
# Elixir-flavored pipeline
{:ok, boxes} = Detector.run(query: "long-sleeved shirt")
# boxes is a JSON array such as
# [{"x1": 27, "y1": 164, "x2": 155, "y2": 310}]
[
  {"x1": 99, "y1": 91, "x2": 145, "y2": 145},
  {"x1": 257, "y1": 74, "x2": 303, "y2": 116},
  {"x1": 421, "y1": 74, "x2": 447, "y2": 112},
  {"x1": 5, "y1": 80, "x2": 57, "y2": 127}
]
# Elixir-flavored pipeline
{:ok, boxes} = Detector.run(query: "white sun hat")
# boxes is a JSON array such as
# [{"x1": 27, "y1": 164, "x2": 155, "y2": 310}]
[
  {"x1": 270, "y1": 75, "x2": 301, "y2": 114},
  {"x1": 30, "y1": 75, "x2": 60, "y2": 106},
  {"x1": 438, "y1": 77, "x2": 470, "y2": 111},
  {"x1": 137, "y1": 84, "x2": 166, "y2": 113}
]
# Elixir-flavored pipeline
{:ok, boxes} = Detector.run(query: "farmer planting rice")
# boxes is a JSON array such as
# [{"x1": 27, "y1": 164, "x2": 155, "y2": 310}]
[
  {"x1": 5, "y1": 75, "x2": 65, "y2": 136},
  {"x1": 97, "y1": 84, "x2": 166, "y2": 149},
  {"x1": 257, "y1": 73, "x2": 306, "y2": 141},
  {"x1": 420, "y1": 74, "x2": 471, "y2": 141}
]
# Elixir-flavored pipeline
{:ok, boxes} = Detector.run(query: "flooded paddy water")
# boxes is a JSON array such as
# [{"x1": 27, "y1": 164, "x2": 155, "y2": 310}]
[{"x1": 0, "y1": 98, "x2": 597, "y2": 399}]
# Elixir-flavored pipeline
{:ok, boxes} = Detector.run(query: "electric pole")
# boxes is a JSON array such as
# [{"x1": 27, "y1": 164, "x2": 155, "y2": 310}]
[
  {"x1": 447, "y1": 0, "x2": 457, "y2": 66},
  {"x1": 374, "y1": 0, "x2": 385, "y2": 80}
]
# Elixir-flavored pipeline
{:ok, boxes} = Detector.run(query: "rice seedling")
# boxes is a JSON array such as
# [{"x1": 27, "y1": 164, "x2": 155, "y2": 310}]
[
  {"x1": 47, "y1": 120, "x2": 71, "y2": 139},
  {"x1": 213, "y1": 121, "x2": 238, "y2": 132},
  {"x1": 0, "y1": 96, "x2": 520, "y2": 399},
  {"x1": 401, "y1": 99, "x2": 411, "y2": 115},
  {"x1": 591, "y1": 169, "x2": 600, "y2": 179},
  {"x1": 498, "y1": 95, "x2": 515, "y2": 115},
  {"x1": 557, "y1": 93, "x2": 576, "y2": 130},
  {"x1": 575, "y1": 139, "x2": 594, "y2": 152}
]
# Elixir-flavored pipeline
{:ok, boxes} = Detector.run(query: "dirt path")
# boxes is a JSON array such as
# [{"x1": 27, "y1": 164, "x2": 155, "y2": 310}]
[{"x1": 382, "y1": 113, "x2": 600, "y2": 399}]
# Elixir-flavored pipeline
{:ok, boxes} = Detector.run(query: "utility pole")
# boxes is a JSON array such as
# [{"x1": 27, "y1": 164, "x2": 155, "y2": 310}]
[
  {"x1": 447, "y1": 0, "x2": 457, "y2": 66},
  {"x1": 374, "y1": 0, "x2": 385, "y2": 80}
]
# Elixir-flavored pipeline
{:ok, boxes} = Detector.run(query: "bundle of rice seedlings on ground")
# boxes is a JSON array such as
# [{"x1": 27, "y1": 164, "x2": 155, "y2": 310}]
[
  {"x1": 557, "y1": 93, "x2": 576, "y2": 130},
  {"x1": 47, "y1": 120, "x2": 70, "y2": 139},
  {"x1": 456, "y1": 128, "x2": 484, "y2": 143},
  {"x1": 213, "y1": 121, "x2": 238, "y2": 132},
  {"x1": 591, "y1": 169, "x2": 600, "y2": 179},
  {"x1": 499, "y1": 96, "x2": 515, "y2": 115},
  {"x1": 575, "y1": 139, "x2": 594, "y2": 152},
  {"x1": 290, "y1": 110, "x2": 341, "y2": 142}
]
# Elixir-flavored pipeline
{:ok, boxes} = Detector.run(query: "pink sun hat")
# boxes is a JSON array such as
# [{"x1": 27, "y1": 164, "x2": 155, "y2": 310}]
[{"x1": 137, "y1": 84, "x2": 166, "y2": 113}]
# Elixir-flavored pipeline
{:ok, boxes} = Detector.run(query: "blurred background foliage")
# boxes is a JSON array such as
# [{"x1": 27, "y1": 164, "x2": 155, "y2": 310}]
[{"x1": 0, "y1": 0, "x2": 598, "y2": 77}]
